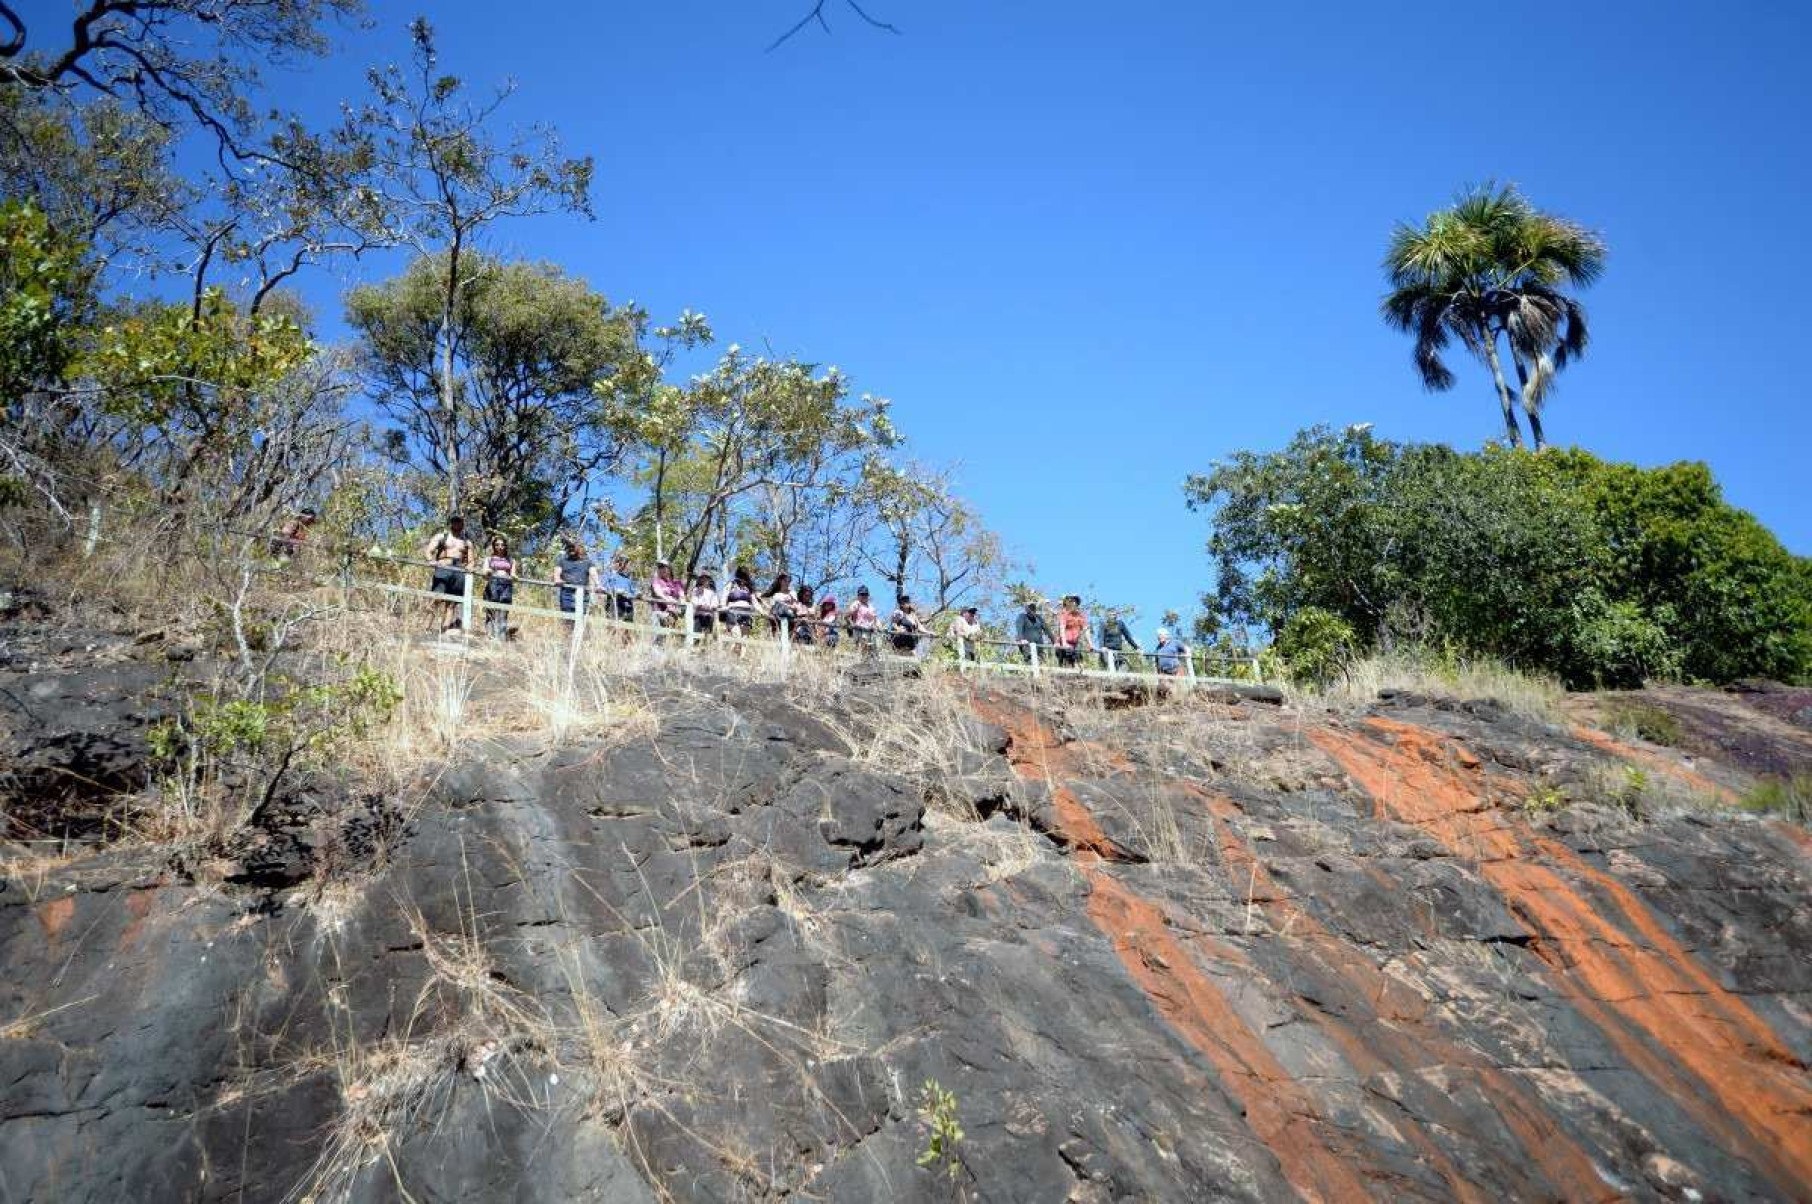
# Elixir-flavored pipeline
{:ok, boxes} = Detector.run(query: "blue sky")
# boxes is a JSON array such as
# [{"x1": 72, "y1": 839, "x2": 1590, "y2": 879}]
[{"x1": 37, "y1": 0, "x2": 1812, "y2": 636}]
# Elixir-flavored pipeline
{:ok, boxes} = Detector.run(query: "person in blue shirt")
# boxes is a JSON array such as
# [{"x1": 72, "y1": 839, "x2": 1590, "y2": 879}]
[{"x1": 1153, "y1": 628, "x2": 1186, "y2": 676}]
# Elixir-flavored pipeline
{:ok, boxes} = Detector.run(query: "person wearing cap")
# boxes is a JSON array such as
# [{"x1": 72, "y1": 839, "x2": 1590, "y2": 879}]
[
  {"x1": 650, "y1": 559, "x2": 686, "y2": 626},
  {"x1": 846, "y1": 585, "x2": 879, "y2": 651},
  {"x1": 1097, "y1": 608, "x2": 1141, "y2": 670},
  {"x1": 423, "y1": 515, "x2": 473, "y2": 633},
  {"x1": 1014, "y1": 599, "x2": 1054, "y2": 664},
  {"x1": 949, "y1": 605, "x2": 984, "y2": 662},
  {"x1": 1153, "y1": 628, "x2": 1186, "y2": 676}
]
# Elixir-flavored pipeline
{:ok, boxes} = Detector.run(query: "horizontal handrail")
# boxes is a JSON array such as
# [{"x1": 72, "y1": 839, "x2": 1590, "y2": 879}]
[{"x1": 118, "y1": 515, "x2": 1273, "y2": 686}]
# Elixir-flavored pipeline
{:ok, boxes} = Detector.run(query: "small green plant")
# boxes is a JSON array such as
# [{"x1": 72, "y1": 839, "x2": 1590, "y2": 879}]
[
  {"x1": 915, "y1": 1078, "x2": 965, "y2": 1183},
  {"x1": 1614, "y1": 765, "x2": 1649, "y2": 818},
  {"x1": 1604, "y1": 698, "x2": 1683, "y2": 748},
  {"x1": 1522, "y1": 785, "x2": 1566, "y2": 815},
  {"x1": 149, "y1": 663, "x2": 403, "y2": 838},
  {"x1": 1740, "y1": 775, "x2": 1811, "y2": 824}
]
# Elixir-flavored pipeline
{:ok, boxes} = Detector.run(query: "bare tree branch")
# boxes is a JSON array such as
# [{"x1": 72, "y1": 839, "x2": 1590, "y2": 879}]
[{"x1": 768, "y1": 0, "x2": 899, "y2": 52}]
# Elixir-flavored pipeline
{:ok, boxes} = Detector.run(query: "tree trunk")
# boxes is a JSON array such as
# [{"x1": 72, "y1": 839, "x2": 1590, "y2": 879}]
[
  {"x1": 653, "y1": 449, "x2": 667, "y2": 562},
  {"x1": 440, "y1": 238, "x2": 463, "y2": 514},
  {"x1": 1480, "y1": 331, "x2": 1524, "y2": 448},
  {"x1": 1508, "y1": 349, "x2": 1548, "y2": 451}
]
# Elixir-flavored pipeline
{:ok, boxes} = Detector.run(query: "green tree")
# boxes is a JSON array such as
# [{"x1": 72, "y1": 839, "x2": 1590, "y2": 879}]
[
  {"x1": 347, "y1": 254, "x2": 642, "y2": 538},
  {"x1": 859, "y1": 459, "x2": 1008, "y2": 616},
  {"x1": 337, "y1": 18, "x2": 593, "y2": 515},
  {"x1": 0, "y1": 200, "x2": 97, "y2": 515},
  {"x1": 601, "y1": 344, "x2": 896, "y2": 578},
  {"x1": 1188, "y1": 425, "x2": 1812, "y2": 687},
  {"x1": 1382, "y1": 183, "x2": 1606, "y2": 449}
]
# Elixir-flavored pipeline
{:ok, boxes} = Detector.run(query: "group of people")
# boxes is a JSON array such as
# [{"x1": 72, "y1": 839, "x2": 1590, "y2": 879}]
[
  {"x1": 287, "y1": 511, "x2": 1197, "y2": 675},
  {"x1": 1007, "y1": 595, "x2": 1191, "y2": 676}
]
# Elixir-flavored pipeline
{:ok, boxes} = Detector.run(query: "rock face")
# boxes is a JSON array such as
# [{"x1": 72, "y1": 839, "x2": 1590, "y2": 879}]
[{"x1": 2, "y1": 637, "x2": 1810, "y2": 1202}]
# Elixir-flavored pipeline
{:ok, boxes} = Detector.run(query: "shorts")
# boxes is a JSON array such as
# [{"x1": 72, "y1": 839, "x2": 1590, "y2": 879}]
[
  {"x1": 431, "y1": 568, "x2": 464, "y2": 597},
  {"x1": 723, "y1": 609, "x2": 753, "y2": 634}
]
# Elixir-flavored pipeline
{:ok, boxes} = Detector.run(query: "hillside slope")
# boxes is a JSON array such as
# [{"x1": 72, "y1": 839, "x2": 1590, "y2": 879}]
[{"x1": 1, "y1": 620, "x2": 1809, "y2": 1202}]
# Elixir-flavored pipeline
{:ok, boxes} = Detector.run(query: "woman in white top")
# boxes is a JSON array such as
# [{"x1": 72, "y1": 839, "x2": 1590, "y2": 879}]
[{"x1": 689, "y1": 573, "x2": 720, "y2": 635}]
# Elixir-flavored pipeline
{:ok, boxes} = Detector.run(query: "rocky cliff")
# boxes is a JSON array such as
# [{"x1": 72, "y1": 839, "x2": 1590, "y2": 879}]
[{"x1": 2, "y1": 618, "x2": 1809, "y2": 1202}]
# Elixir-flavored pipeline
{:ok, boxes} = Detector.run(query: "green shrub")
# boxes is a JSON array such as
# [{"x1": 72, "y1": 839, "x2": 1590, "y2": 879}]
[
  {"x1": 1186, "y1": 426, "x2": 1812, "y2": 688},
  {"x1": 1275, "y1": 607, "x2": 1356, "y2": 687}
]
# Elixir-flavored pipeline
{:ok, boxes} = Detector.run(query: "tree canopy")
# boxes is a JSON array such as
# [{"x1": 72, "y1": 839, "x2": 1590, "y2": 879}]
[
  {"x1": 1382, "y1": 184, "x2": 1605, "y2": 450},
  {"x1": 1187, "y1": 425, "x2": 1812, "y2": 687}
]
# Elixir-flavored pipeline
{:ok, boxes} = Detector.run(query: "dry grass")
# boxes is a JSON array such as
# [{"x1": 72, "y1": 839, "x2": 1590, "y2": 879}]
[{"x1": 1307, "y1": 651, "x2": 1566, "y2": 723}]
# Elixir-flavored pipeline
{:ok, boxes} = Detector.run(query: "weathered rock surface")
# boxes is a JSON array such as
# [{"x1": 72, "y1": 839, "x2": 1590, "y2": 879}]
[{"x1": 2, "y1": 638, "x2": 1810, "y2": 1202}]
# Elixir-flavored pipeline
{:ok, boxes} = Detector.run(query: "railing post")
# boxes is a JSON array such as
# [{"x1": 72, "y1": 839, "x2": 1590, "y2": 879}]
[
  {"x1": 1105, "y1": 648, "x2": 1117, "y2": 675},
  {"x1": 1251, "y1": 655, "x2": 1263, "y2": 683},
  {"x1": 339, "y1": 551, "x2": 353, "y2": 610},
  {"x1": 1029, "y1": 642, "x2": 1040, "y2": 677},
  {"x1": 83, "y1": 502, "x2": 103, "y2": 558},
  {"x1": 683, "y1": 600, "x2": 695, "y2": 649},
  {"x1": 567, "y1": 583, "x2": 587, "y2": 689},
  {"x1": 1184, "y1": 646, "x2": 1197, "y2": 685},
  {"x1": 460, "y1": 565, "x2": 475, "y2": 634},
  {"x1": 779, "y1": 617, "x2": 791, "y2": 672}
]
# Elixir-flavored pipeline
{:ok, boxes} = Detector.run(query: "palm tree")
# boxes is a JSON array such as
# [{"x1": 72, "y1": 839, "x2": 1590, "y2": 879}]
[{"x1": 1382, "y1": 184, "x2": 1606, "y2": 449}]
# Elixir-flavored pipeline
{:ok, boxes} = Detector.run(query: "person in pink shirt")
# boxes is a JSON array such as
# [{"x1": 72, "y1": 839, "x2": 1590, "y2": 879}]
[
  {"x1": 1055, "y1": 595, "x2": 1090, "y2": 668},
  {"x1": 650, "y1": 559, "x2": 686, "y2": 626},
  {"x1": 846, "y1": 585, "x2": 878, "y2": 651}
]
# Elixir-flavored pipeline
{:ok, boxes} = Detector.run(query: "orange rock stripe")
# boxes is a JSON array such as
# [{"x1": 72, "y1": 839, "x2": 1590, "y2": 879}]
[{"x1": 1310, "y1": 718, "x2": 1812, "y2": 1194}]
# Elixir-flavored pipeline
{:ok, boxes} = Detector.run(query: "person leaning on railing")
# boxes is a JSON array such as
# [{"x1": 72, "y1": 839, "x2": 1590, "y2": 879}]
[
  {"x1": 763, "y1": 572, "x2": 798, "y2": 636},
  {"x1": 1014, "y1": 599, "x2": 1053, "y2": 663},
  {"x1": 816, "y1": 593, "x2": 842, "y2": 648},
  {"x1": 792, "y1": 584, "x2": 819, "y2": 646},
  {"x1": 556, "y1": 537, "x2": 602, "y2": 616},
  {"x1": 846, "y1": 586, "x2": 879, "y2": 650},
  {"x1": 1153, "y1": 628, "x2": 1185, "y2": 676},
  {"x1": 1097, "y1": 608, "x2": 1141, "y2": 668},
  {"x1": 1054, "y1": 595, "x2": 1090, "y2": 668},
  {"x1": 650, "y1": 560, "x2": 686, "y2": 626},
  {"x1": 949, "y1": 606, "x2": 983, "y2": 661},
  {"x1": 483, "y1": 535, "x2": 517, "y2": 640},
  {"x1": 689, "y1": 572, "x2": 719, "y2": 635},
  {"x1": 888, "y1": 595, "x2": 927, "y2": 657},
  {"x1": 721, "y1": 567, "x2": 758, "y2": 636}
]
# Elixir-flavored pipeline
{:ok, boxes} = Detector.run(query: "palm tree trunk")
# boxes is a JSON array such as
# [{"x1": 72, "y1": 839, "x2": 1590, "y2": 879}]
[
  {"x1": 1508, "y1": 349, "x2": 1548, "y2": 451},
  {"x1": 1480, "y1": 333, "x2": 1524, "y2": 448}
]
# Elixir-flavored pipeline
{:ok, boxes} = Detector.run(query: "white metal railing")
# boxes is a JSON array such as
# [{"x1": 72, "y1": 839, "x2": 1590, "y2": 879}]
[{"x1": 154, "y1": 524, "x2": 1270, "y2": 689}]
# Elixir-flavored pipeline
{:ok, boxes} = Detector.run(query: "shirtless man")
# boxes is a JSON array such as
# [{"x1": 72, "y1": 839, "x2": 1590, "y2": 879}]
[{"x1": 422, "y1": 515, "x2": 474, "y2": 633}]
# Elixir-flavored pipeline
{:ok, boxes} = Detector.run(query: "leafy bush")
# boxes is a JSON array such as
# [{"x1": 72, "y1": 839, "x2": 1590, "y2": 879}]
[
  {"x1": 1187, "y1": 426, "x2": 1812, "y2": 688},
  {"x1": 1274, "y1": 607, "x2": 1356, "y2": 686}
]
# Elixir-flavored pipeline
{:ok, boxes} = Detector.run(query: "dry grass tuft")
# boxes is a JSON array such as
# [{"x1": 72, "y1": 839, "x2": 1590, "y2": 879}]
[{"x1": 1307, "y1": 651, "x2": 1566, "y2": 723}]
